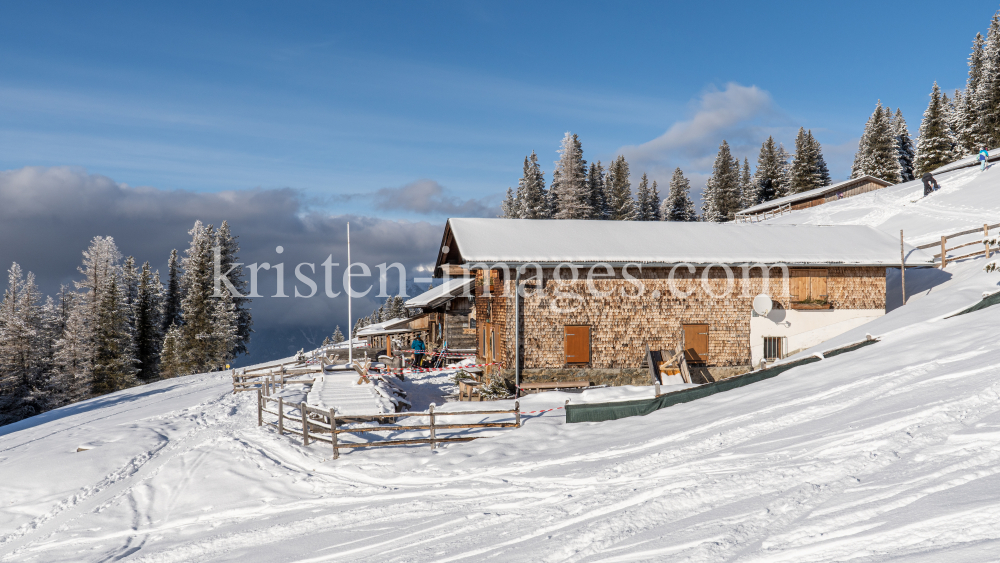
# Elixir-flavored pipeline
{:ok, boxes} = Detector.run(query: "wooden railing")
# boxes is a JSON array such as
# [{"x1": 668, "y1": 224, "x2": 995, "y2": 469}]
[
  {"x1": 257, "y1": 389, "x2": 520, "y2": 459},
  {"x1": 912, "y1": 222, "x2": 999, "y2": 268},
  {"x1": 736, "y1": 203, "x2": 792, "y2": 223},
  {"x1": 232, "y1": 365, "x2": 320, "y2": 393}
]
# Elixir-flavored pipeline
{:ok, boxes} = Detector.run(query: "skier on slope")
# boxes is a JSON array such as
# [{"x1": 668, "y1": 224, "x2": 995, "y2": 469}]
[
  {"x1": 921, "y1": 172, "x2": 940, "y2": 197},
  {"x1": 980, "y1": 147, "x2": 990, "y2": 171}
]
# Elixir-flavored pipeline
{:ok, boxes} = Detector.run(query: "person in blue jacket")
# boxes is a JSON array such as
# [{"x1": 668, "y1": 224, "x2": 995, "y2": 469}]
[
  {"x1": 411, "y1": 335, "x2": 426, "y2": 367},
  {"x1": 981, "y1": 148, "x2": 990, "y2": 171}
]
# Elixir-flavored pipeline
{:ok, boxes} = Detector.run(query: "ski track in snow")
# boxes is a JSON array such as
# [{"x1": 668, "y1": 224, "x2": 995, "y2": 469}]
[{"x1": 2, "y1": 166, "x2": 1000, "y2": 562}]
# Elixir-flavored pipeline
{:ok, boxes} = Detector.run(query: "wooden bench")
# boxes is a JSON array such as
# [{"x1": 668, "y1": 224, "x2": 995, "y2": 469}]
[
  {"x1": 458, "y1": 379, "x2": 483, "y2": 401},
  {"x1": 518, "y1": 381, "x2": 592, "y2": 394}
]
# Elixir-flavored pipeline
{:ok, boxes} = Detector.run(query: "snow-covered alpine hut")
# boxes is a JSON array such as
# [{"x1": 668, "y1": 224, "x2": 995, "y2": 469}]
[
  {"x1": 403, "y1": 277, "x2": 477, "y2": 350},
  {"x1": 735, "y1": 175, "x2": 892, "y2": 222},
  {"x1": 433, "y1": 218, "x2": 934, "y2": 386}
]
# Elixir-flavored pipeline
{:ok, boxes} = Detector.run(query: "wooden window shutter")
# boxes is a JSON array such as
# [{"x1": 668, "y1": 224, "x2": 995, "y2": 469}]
[
  {"x1": 811, "y1": 268, "x2": 828, "y2": 300},
  {"x1": 790, "y1": 269, "x2": 810, "y2": 301},
  {"x1": 564, "y1": 326, "x2": 590, "y2": 364}
]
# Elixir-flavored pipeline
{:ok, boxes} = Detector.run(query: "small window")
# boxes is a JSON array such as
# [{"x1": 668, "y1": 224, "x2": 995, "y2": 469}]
[
  {"x1": 763, "y1": 337, "x2": 785, "y2": 360},
  {"x1": 564, "y1": 326, "x2": 591, "y2": 364}
]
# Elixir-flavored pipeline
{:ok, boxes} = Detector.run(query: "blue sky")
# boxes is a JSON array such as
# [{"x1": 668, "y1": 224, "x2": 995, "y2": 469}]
[{"x1": 1, "y1": 1, "x2": 994, "y2": 220}]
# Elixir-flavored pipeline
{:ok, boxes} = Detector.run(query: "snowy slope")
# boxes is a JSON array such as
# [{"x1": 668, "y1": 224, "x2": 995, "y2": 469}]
[{"x1": 2, "y1": 168, "x2": 1000, "y2": 562}]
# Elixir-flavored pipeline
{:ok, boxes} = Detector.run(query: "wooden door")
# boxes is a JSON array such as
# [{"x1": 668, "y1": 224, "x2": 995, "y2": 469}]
[
  {"x1": 564, "y1": 326, "x2": 591, "y2": 364},
  {"x1": 683, "y1": 324, "x2": 709, "y2": 364}
]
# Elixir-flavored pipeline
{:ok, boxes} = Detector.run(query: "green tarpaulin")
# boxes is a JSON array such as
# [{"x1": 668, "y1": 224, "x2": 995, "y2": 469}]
[
  {"x1": 565, "y1": 339, "x2": 878, "y2": 424},
  {"x1": 950, "y1": 291, "x2": 1000, "y2": 317}
]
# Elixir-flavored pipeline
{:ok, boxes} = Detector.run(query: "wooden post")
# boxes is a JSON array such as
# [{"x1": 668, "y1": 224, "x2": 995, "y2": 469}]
[
  {"x1": 515, "y1": 400, "x2": 520, "y2": 428},
  {"x1": 941, "y1": 236, "x2": 948, "y2": 269},
  {"x1": 900, "y1": 230, "x2": 906, "y2": 305},
  {"x1": 257, "y1": 388, "x2": 262, "y2": 426},
  {"x1": 429, "y1": 404, "x2": 436, "y2": 450},
  {"x1": 329, "y1": 408, "x2": 338, "y2": 460},
  {"x1": 986, "y1": 224, "x2": 991, "y2": 259},
  {"x1": 300, "y1": 402, "x2": 309, "y2": 446},
  {"x1": 278, "y1": 399, "x2": 284, "y2": 435}
]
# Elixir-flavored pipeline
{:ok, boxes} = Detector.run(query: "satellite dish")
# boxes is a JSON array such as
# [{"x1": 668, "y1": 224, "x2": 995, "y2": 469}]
[{"x1": 752, "y1": 294, "x2": 773, "y2": 316}]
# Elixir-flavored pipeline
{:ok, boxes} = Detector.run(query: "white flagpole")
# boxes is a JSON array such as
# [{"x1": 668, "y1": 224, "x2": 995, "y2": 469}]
[{"x1": 347, "y1": 222, "x2": 353, "y2": 365}]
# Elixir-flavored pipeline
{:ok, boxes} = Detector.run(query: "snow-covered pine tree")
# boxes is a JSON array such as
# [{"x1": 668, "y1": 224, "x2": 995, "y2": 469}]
[
  {"x1": 500, "y1": 188, "x2": 519, "y2": 218},
  {"x1": 811, "y1": 132, "x2": 832, "y2": 187},
  {"x1": 973, "y1": 11, "x2": 1000, "y2": 150},
  {"x1": 549, "y1": 132, "x2": 590, "y2": 219},
  {"x1": 322, "y1": 336, "x2": 331, "y2": 347},
  {"x1": 775, "y1": 143, "x2": 793, "y2": 197},
  {"x1": 789, "y1": 128, "x2": 817, "y2": 194},
  {"x1": 854, "y1": 101, "x2": 902, "y2": 183},
  {"x1": 661, "y1": 168, "x2": 698, "y2": 221},
  {"x1": 332, "y1": 325, "x2": 345, "y2": 343},
  {"x1": 90, "y1": 274, "x2": 138, "y2": 395},
  {"x1": 393, "y1": 296, "x2": 406, "y2": 318},
  {"x1": 0, "y1": 263, "x2": 48, "y2": 423},
  {"x1": 738, "y1": 158, "x2": 752, "y2": 210},
  {"x1": 650, "y1": 180, "x2": 662, "y2": 221},
  {"x1": 161, "y1": 249, "x2": 182, "y2": 334},
  {"x1": 159, "y1": 324, "x2": 182, "y2": 379},
  {"x1": 604, "y1": 155, "x2": 636, "y2": 220},
  {"x1": 134, "y1": 262, "x2": 163, "y2": 382},
  {"x1": 915, "y1": 83, "x2": 958, "y2": 176},
  {"x1": 177, "y1": 221, "x2": 216, "y2": 375},
  {"x1": 703, "y1": 141, "x2": 741, "y2": 221},
  {"x1": 209, "y1": 281, "x2": 238, "y2": 371},
  {"x1": 121, "y1": 256, "x2": 139, "y2": 331},
  {"x1": 214, "y1": 221, "x2": 252, "y2": 358},
  {"x1": 750, "y1": 137, "x2": 779, "y2": 205},
  {"x1": 893, "y1": 108, "x2": 916, "y2": 181},
  {"x1": 635, "y1": 173, "x2": 653, "y2": 220},
  {"x1": 519, "y1": 151, "x2": 550, "y2": 219},
  {"x1": 587, "y1": 161, "x2": 606, "y2": 219},
  {"x1": 54, "y1": 291, "x2": 90, "y2": 384},
  {"x1": 961, "y1": 33, "x2": 987, "y2": 153}
]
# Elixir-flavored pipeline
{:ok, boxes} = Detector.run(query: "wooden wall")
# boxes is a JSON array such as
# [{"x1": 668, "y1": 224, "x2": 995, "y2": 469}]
[{"x1": 474, "y1": 265, "x2": 886, "y2": 370}]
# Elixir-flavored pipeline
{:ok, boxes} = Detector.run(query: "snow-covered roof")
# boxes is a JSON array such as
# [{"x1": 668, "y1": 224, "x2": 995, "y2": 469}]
[
  {"x1": 737, "y1": 175, "x2": 892, "y2": 216},
  {"x1": 355, "y1": 317, "x2": 413, "y2": 337},
  {"x1": 404, "y1": 277, "x2": 475, "y2": 309},
  {"x1": 435, "y1": 219, "x2": 935, "y2": 270}
]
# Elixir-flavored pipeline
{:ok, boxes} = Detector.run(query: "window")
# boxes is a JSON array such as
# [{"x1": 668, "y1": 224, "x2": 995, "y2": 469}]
[
  {"x1": 790, "y1": 268, "x2": 829, "y2": 304},
  {"x1": 564, "y1": 326, "x2": 591, "y2": 364},
  {"x1": 763, "y1": 337, "x2": 785, "y2": 360}
]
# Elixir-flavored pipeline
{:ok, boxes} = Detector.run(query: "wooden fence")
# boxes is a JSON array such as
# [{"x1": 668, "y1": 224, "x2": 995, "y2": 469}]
[
  {"x1": 912, "y1": 222, "x2": 999, "y2": 268},
  {"x1": 736, "y1": 203, "x2": 792, "y2": 223},
  {"x1": 257, "y1": 389, "x2": 520, "y2": 459}
]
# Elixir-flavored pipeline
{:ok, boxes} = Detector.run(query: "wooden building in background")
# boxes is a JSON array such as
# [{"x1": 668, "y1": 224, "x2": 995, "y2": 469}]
[{"x1": 736, "y1": 175, "x2": 892, "y2": 222}]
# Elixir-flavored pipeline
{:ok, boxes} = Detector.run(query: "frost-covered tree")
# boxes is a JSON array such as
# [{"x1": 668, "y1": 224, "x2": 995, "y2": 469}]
[
  {"x1": 789, "y1": 129, "x2": 832, "y2": 193},
  {"x1": 893, "y1": 108, "x2": 916, "y2": 181},
  {"x1": 519, "y1": 151, "x2": 550, "y2": 219},
  {"x1": 549, "y1": 132, "x2": 590, "y2": 219},
  {"x1": 749, "y1": 137, "x2": 782, "y2": 205},
  {"x1": 959, "y1": 33, "x2": 987, "y2": 153},
  {"x1": 90, "y1": 275, "x2": 138, "y2": 395},
  {"x1": 973, "y1": 12, "x2": 1000, "y2": 149},
  {"x1": 500, "y1": 188, "x2": 519, "y2": 218},
  {"x1": 915, "y1": 84, "x2": 957, "y2": 175},
  {"x1": 0, "y1": 263, "x2": 48, "y2": 423},
  {"x1": 586, "y1": 161, "x2": 606, "y2": 219},
  {"x1": 853, "y1": 101, "x2": 903, "y2": 183},
  {"x1": 159, "y1": 323, "x2": 182, "y2": 379},
  {"x1": 162, "y1": 249, "x2": 182, "y2": 334},
  {"x1": 215, "y1": 221, "x2": 252, "y2": 358},
  {"x1": 177, "y1": 221, "x2": 216, "y2": 374},
  {"x1": 134, "y1": 262, "x2": 163, "y2": 382},
  {"x1": 661, "y1": 168, "x2": 698, "y2": 221},
  {"x1": 703, "y1": 141, "x2": 741, "y2": 222},
  {"x1": 650, "y1": 180, "x2": 662, "y2": 221},
  {"x1": 332, "y1": 325, "x2": 345, "y2": 344},
  {"x1": 604, "y1": 155, "x2": 635, "y2": 221},
  {"x1": 635, "y1": 173, "x2": 655, "y2": 220}
]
